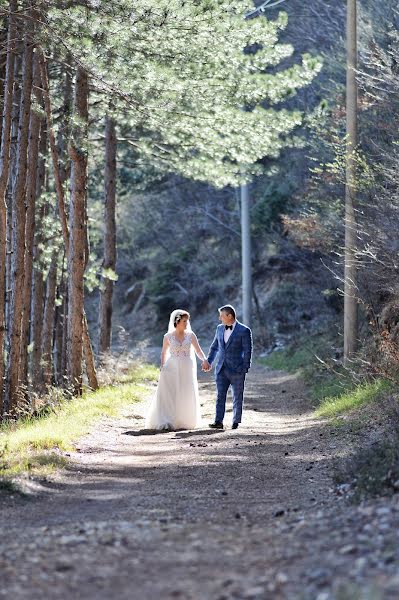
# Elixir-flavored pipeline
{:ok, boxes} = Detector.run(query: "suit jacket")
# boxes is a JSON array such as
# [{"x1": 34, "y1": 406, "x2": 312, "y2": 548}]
[{"x1": 207, "y1": 321, "x2": 253, "y2": 376}]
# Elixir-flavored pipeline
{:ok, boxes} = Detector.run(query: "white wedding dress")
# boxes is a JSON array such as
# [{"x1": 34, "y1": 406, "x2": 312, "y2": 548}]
[{"x1": 145, "y1": 332, "x2": 202, "y2": 430}]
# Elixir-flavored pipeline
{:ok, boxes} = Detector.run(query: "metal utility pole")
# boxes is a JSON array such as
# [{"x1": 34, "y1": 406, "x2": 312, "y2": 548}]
[
  {"x1": 344, "y1": 0, "x2": 358, "y2": 363},
  {"x1": 240, "y1": 0, "x2": 287, "y2": 327},
  {"x1": 241, "y1": 182, "x2": 252, "y2": 326}
]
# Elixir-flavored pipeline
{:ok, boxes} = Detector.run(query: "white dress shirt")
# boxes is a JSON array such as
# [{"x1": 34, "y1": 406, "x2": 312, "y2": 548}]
[{"x1": 224, "y1": 321, "x2": 236, "y2": 344}]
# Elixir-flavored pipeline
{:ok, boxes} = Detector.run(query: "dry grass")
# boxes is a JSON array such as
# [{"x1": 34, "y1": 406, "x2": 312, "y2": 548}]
[{"x1": 0, "y1": 362, "x2": 158, "y2": 483}]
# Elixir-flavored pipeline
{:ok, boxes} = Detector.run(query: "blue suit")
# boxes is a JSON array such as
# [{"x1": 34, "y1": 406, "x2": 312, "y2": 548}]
[{"x1": 207, "y1": 321, "x2": 253, "y2": 424}]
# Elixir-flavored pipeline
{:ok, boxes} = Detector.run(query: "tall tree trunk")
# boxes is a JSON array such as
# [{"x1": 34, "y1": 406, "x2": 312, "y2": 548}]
[
  {"x1": 6, "y1": 51, "x2": 21, "y2": 341},
  {"x1": 67, "y1": 66, "x2": 88, "y2": 395},
  {"x1": 54, "y1": 67, "x2": 72, "y2": 387},
  {"x1": 6, "y1": 23, "x2": 25, "y2": 326},
  {"x1": 5, "y1": 14, "x2": 34, "y2": 414},
  {"x1": 30, "y1": 130, "x2": 47, "y2": 387},
  {"x1": 0, "y1": 0, "x2": 17, "y2": 414},
  {"x1": 82, "y1": 320, "x2": 98, "y2": 389},
  {"x1": 98, "y1": 115, "x2": 117, "y2": 355},
  {"x1": 41, "y1": 252, "x2": 57, "y2": 387},
  {"x1": 39, "y1": 51, "x2": 98, "y2": 390},
  {"x1": 54, "y1": 270, "x2": 66, "y2": 384},
  {"x1": 31, "y1": 268, "x2": 45, "y2": 386},
  {"x1": 20, "y1": 55, "x2": 42, "y2": 387},
  {"x1": 61, "y1": 285, "x2": 68, "y2": 381},
  {"x1": 344, "y1": 0, "x2": 358, "y2": 363},
  {"x1": 58, "y1": 64, "x2": 72, "y2": 186},
  {"x1": 38, "y1": 51, "x2": 69, "y2": 248},
  {"x1": 0, "y1": 26, "x2": 7, "y2": 145}
]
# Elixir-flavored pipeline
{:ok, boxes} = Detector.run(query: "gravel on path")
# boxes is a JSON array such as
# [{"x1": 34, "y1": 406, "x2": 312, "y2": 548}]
[{"x1": 1, "y1": 364, "x2": 399, "y2": 600}]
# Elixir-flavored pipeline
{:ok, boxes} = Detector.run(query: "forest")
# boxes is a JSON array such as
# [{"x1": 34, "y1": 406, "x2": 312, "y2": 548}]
[
  {"x1": 3, "y1": 1, "x2": 399, "y2": 598},
  {"x1": 1, "y1": 0, "x2": 399, "y2": 415}
]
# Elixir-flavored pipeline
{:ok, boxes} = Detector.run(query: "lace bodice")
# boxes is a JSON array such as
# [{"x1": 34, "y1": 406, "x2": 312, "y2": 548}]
[{"x1": 168, "y1": 332, "x2": 192, "y2": 359}]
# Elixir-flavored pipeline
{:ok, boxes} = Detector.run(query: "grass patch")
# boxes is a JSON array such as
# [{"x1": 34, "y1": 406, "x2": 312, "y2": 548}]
[
  {"x1": 316, "y1": 379, "x2": 391, "y2": 418},
  {"x1": 259, "y1": 334, "x2": 392, "y2": 415},
  {"x1": 259, "y1": 347, "x2": 310, "y2": 373},
  {"x1": 258, "y1": 334, "x2": 349, "y2": 403},
  {"x1": 0, "y1": 362, "x2": 158, "y2": 483}
]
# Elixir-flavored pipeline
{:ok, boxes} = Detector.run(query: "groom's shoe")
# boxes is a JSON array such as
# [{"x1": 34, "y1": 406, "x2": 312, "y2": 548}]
[
  {"x1": 209, "y1": 421, "x2": 224, "y2": 429},
  {"x1": 232, "y1": 422, "x2": 239, "y2": 430}
]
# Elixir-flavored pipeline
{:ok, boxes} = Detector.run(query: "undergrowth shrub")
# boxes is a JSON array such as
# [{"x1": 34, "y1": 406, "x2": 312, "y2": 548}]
[{"x1": 334, "y1": 396, "x2": 399, "y2": 501}]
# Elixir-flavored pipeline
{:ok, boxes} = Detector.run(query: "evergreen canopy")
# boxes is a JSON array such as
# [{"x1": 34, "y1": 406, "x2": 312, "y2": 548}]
[{"x1": 37, "y1": 0, "x2": 322, "y2": 186}]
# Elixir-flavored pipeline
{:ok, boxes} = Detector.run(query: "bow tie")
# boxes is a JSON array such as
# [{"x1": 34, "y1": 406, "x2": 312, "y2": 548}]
[{"x1": 225, "y1": 325, "x2": 233, "y2": 330}]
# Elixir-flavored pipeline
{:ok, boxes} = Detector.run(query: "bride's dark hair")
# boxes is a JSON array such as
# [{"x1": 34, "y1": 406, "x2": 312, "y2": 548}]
[{"x1": 173, "y1": 310, "x2": 190, "y2": 327}]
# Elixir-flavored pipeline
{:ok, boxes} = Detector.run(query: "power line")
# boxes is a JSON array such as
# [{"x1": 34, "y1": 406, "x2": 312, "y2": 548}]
[{"x1": 245, "y1": 0, "x2": 287, "y2": 19}]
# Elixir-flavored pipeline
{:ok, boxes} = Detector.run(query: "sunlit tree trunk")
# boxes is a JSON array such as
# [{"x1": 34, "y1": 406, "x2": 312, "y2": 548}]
[
  {"x1": 55, "y1": 67, "x2": 72, "y2": 385},
  {"x1": 344, "y1": 0, "x2": 358, "y2": 363},
  {"x1": 39, "y1": 53, "x2": 98, "y2": 391},
  {"x1": 98, "y1": 115, "x2": 117, "y2": 355},
  {"x1": 6, "y1": 14, "x2": 34, "y2": 413},
  {"x1": 67, "y1": 66, "x2": 88, "y2": 394},
  {"x1": 54, "y1": 271, "x2": 66, "y2": 384},
  {"x1": 0, "y1": 33, "x2": 5, "y2": 146},
  {"x1": 20, "y1": 55, "x2": 42, "y2": 387},
  {"x1": 61, "y1": 286, "x2": 68, "y2": 380},
  {"x1": 82, "y1": 319, "x2": 98, "y2": 389},
  {"x1": 0, "y1": 0, "x2": 17, "y2": 414},
  {"x1": 31, "y1": 130, "x2": 47, "y2": 387},
  {"x1": 6, "y1": 50, "x2": 22, "y2": 340},
  {"x1": 41, "y1": 252, "x2": 57, "y2": 386}
]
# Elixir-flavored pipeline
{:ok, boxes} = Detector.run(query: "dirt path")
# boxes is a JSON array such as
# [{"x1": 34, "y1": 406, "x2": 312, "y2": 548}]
[{"x1": 1, "y1": 364, "x2": 399, "y2": 600}]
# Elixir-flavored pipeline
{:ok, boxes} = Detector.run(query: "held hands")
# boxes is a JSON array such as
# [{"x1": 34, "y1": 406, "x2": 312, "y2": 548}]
[{"x1": 201, "y1": 359, "x2": 211, "y2": 372}]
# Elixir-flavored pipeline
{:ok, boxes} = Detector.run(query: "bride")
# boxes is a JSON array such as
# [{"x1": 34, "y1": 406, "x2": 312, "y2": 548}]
[{"x1": 145, "y1": 309, "x2": 207, "y2": 430}]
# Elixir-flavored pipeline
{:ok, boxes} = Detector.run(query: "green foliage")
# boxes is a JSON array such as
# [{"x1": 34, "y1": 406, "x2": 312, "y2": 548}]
[
  {"x1": 101, "y1": 267, "x2": 118, "y2": 282},
  {"x1": 251, "y1": 180, "x2": 291, "y2": 235},
  {"x1": 261, "y1": 346, "x2": 312, "y2": 373},
  {"x1": 316, "y1": 379, "x2": 391, "y2": 418},
  {"x1": 84, "y1": 253, "x2": 102, "y2": 293},
  {"x1": 34, "y1": 191, "x2": 64, "y2": 274},
  {"x1": 42, "y1": 0, "x2": 322, "y2": 187},
  {"x1": 146, "y1": 244, "x2": 198, "y2": 305}
]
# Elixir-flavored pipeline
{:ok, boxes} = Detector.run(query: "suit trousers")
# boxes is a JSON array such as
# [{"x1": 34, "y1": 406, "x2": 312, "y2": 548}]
[{"x1": 215, "y1": 366, "x2": 246, "y2": 424}]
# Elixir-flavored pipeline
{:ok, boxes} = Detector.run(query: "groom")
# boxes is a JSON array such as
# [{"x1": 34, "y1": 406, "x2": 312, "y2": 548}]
[{"x1": 202, "y1": 304, "x2": 253, "y2": 430}]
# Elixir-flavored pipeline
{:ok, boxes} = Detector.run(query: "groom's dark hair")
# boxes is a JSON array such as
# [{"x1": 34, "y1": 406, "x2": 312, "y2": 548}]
[{"x1": 219, "y1": 304, "x2": 236, "y2": 319}]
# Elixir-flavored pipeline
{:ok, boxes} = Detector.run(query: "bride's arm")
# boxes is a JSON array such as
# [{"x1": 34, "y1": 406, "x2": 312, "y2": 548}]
[
  {"x1": 191, "y1": 333, "x2": 207, "y2": 361},
  {"x1": 160, "y1": 335, "x2": 170, "y2": 368}
]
